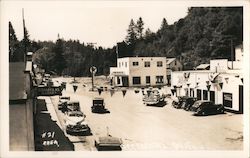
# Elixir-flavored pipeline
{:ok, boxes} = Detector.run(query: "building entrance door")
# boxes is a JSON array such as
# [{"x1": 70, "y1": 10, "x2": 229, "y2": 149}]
[
  {"x1": 122, "y1": 76, "x2": 129, "y2": 87},
  {"x1": 210, "y1": 91, "x2": 215, "y2": 103}
]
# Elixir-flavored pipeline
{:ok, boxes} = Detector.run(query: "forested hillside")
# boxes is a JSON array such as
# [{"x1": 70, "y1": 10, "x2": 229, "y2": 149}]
[
  {"x1": 121, "y1": 7, "x2": 243, "y2": 69},
  {"x1": 9, "y1": 7, "x2": 243, "y2": 76}
]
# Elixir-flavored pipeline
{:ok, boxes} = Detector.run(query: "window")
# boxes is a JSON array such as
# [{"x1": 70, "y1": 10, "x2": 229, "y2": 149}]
[
  {"x1": 197, "y1": 89, "x2": 201, "y2": 100},
  {"x1": 144, "y1": 61, "x2": 150, "y2": 67},
  {"x1": 156, "y1": 76, "x2": 164, "y2": 84},
  {"x1": 146, "y1": 76, "x2": 150, "y2": 84},
  {"x1": 133, "y1": 77, "x2": 141, "y2": 85},
  {"x1": 175, "y1": 60, "x2": 177, "y2": 65},
  {"x1": 157, "y1": 61, "x2": 163, "y2": 67},
  {"x1": 122, "y1": 62, "x2": 123, "y2": 66},
  {"x1": 119, "y1": 62, "x2": 121, "y2": 67},
  {"x1": 190, "y1": 88, "x2": 194, "y2": 97},
  {"x1": 125, "y1": 62, "x2": 127, "y2": 67},
  {"x1": 133, "y1": 62, "x2": 139, "y2": 66}
]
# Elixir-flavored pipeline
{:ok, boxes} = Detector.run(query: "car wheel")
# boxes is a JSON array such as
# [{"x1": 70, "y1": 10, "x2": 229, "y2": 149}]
[
  {"x1": 220, "y1": 109, "x2": 224, "y2": 114},
  {"x1": 202, "y1": 111, "x2": 206, "y2": 116}
]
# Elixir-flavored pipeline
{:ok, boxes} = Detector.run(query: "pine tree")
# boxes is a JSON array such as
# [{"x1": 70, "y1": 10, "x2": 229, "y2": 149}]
[
  {"x1": 145, "y1": 28, "x2": 152, "y2": 38},
  {"x1": 53, "y1": 38, "x2": 67, "y2": 75},
  {"x1": 9, "y1": 21, "x2": 21, "y2": 62},
  {"x1": 160, "y1": 18, "x2": 168, "y2": 30},
  {"x1": 136, "y1": 17, "x2": 144, "y2": 39},
  {"x1": 125, "y1": 19, "x2": 137, "y2": 45}
]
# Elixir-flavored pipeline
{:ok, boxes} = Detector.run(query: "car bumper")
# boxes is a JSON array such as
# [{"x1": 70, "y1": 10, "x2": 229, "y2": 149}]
[{"x1": 66, "y1": 126, "x2": 90, "y2": 133}]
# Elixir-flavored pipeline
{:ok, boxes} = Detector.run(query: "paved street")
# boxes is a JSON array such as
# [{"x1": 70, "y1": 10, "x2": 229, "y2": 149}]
[{"x1": 50, "y1": 77, "x2": 243, "y2": 151}]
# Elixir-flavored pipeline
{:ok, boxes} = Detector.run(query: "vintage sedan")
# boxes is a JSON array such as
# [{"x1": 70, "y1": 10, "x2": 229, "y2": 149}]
[
  {"x1": 190, "y1": 100, "x2": 224, "y2": 116},
  {"x1": 172, "y1": 96, "x2": 189, "y2": 109},
  {"x1": 143, "y1": 89, "x2": 165, "y2": 105},
  {"x1": 94, "y1": 135, "x2": 122, "y2": 151},
  {"x1": 64, "y1": 101, "x2": 81, "y2": 112},
  {"x1": 91, "y1": 98, "x2": 106, "y2": 113},
  {"x1": 58, "y1": 96, "x2": 70, "y2": 110},
  {"x1": 181, "y1": 97, "x2": 197, "y2": 111},
  {"x1": 64, "y1": 111, "x2": 90, "y2": 135}
]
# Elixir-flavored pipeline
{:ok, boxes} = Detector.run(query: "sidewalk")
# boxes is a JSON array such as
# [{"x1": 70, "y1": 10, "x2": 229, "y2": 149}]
[{"x1": 34, "y1": 98, "x2": 74, "y2": 151}]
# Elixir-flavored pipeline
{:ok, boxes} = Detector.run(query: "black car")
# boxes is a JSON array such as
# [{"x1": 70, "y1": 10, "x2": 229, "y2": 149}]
[
  {"x1": 91, "y1": 98, "x2": 108, "y2": 113},
  {"x1": 172, "y1": 96, "x2": 188, "y2": 109},
  {"x1": 190, "y1": 100, "x2": 224, "y2": 116},
  {"x1": 181, "y1": 97, "x2": 197, "y2": 111}
]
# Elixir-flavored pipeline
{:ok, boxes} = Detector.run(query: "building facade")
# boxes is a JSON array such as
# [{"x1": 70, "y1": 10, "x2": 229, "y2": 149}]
[
  {"x1": 171, "y1": 46, "x2": 244, "y2": 113},
  {"x1": 166, "y1": 58, "x2": 183, "y2": 85},
  {"x1": 9, "y1": 52, "x2": 37, "y2": 151},
  {"x1": 110, "y1": 57, "x2": 167, "y2": 87}
]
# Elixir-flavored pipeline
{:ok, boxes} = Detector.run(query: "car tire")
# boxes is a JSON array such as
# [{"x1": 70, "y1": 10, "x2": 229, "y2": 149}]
[{"x1": 202, "y1": 111, "x2": 206, "y2": 116}]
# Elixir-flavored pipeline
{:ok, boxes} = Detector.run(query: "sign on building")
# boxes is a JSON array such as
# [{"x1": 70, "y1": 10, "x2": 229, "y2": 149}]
[{"x1": 37, "y1": 86, "x2": 62, "y2": 96}]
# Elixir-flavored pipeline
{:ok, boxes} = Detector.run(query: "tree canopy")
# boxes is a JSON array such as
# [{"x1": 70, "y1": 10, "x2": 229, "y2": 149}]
[{"x1": 9, "y1": 7, "x2": 243, "y2": 75}]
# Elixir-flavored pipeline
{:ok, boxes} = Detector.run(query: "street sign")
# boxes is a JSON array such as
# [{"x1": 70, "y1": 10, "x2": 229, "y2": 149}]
[{"x1": 90, "y1": 66, "x2": 97, "y2": 74}]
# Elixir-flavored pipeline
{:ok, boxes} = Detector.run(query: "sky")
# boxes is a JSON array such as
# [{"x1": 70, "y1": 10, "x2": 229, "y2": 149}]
[{"x1": 3, "y1": 1, "x2": 191, "y2": 48}]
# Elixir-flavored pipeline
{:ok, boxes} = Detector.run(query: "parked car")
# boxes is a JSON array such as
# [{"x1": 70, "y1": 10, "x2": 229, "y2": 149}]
[
  {"x1": 94, "y1": 135, "x2": 122, "y2": 151},
  {"x1": 63, "y1": 101, "x2": 81, "y2": 112},
  {"x1": 91, "y1": 98, "x2": 106, "y2": 113},
  {"x1": 181, "y1": 97, "x2": 197, "y2": 111},
  {"x1": 172, "y1": 96, "x2": 188, "y2": 109},
  {"x1": 143, "y1": 89, "x2": 165, "y2": 105},
  {"x1": 58, "y1": 96, "x2": 70, "y2": 110},
  {"x1": 190, "y1": 100, "x2": 224, "y2": 116},
  {"x1": 64, "y1": 111, "x2": 90, "y2": 135}
]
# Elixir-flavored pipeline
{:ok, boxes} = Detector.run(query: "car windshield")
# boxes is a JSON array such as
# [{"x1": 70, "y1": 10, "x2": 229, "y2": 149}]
[
  {"x1": 94, "y1": 100, "x2": 103, "y2": 104},
  {"x1": 68, "y1": 103, "x2": 80, "y2": 110},
  {"x1": 69, "y1": 112, "x2": 83, "y2": 117},
  {"x1": 193, "y1": 101, "x2": 202, "y2": 108}
]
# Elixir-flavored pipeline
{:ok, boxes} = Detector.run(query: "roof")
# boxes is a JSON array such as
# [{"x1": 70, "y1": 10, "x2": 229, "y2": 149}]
[
  {"x1": 166, "y1": 58, "x2": 176, "y2": 65},
  {"x1": 93, "y1": 97, "x2": 104, "y2": 100},
  {"x1": 9, "y1": 62, "x2": 27, "y2": 100},
  {"x1": 196, "y1": 64, "x2": 210, "y2": 70}
]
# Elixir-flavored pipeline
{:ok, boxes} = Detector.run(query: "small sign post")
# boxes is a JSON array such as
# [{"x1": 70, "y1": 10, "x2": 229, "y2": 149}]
[{"x1": 90, "y1": 66, "x2": 97, "y2": 91}]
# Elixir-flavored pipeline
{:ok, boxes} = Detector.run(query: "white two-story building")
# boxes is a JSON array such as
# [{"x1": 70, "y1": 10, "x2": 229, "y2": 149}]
[
  {"x1": 110, "y1": 57, "x2": 167, "y2": 87},
  {"x1": 171, "y1": 45, "x2": 244, "y2": 113}
]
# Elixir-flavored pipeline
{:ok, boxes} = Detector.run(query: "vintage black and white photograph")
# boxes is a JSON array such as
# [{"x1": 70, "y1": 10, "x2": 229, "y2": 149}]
[{"x1": 1, "y1": 0, "x2": 249, "y2": 157}]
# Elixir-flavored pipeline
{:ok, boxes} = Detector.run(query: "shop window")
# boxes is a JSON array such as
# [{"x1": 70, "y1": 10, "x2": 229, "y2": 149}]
[
  {"x1": 203, "y1": 90, "x2": 208, "y2": 100},
  {"x1": 223, "y1": 92, "x2": 233, "y2": 108},
  {"x1": 133, "y1": 62, "x2": 139, "y2": 66},
  {"x1": 156, "y1": 76, "x2": 163, "y2": 84},
  {"x1": 144, "y1": 61, "x2": 150, "y2": 67},
  {"x1": 157, "y1": 61, "x2": 163, "y2": 67},
  {"x1": 146, "y1": 76, "x2": 151, "y2": 84},
  {"x1": 133, "y1": 77, "x2": 141, "y2": 85}
]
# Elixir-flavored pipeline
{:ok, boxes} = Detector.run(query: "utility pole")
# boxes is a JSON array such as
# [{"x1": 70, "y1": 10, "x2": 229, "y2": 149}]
[
  {"x1": 230, "y1": 38, "x2": 234, "y2": 69},
  {"x1": 22, "y1": 8, "x2": 26, "y2": 62}
]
